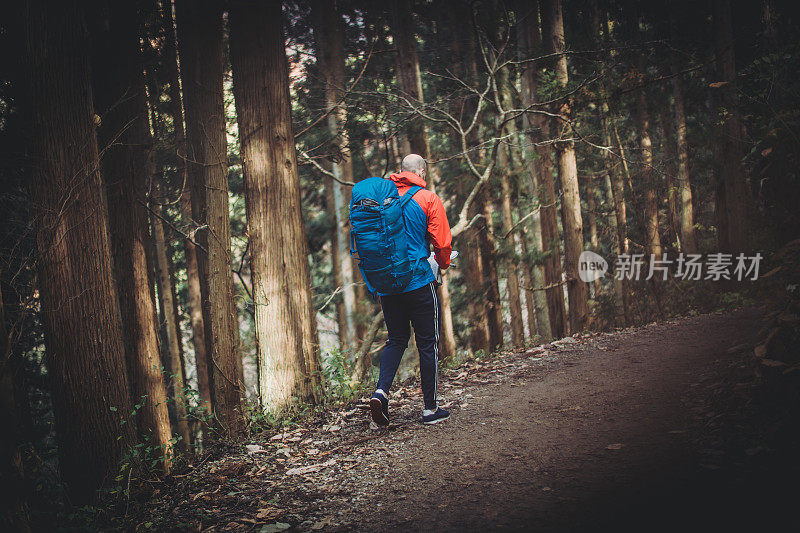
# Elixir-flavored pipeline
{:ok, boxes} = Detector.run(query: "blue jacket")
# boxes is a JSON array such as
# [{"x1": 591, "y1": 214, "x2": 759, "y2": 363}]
[{"x1": 380, "y1": 171, "x2": 452, "y2": 296}]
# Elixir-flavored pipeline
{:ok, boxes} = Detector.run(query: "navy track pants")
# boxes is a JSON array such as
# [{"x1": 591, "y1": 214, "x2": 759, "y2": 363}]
[{"x1": 376, "y1": 282, "x2": 441, "y2": 411}]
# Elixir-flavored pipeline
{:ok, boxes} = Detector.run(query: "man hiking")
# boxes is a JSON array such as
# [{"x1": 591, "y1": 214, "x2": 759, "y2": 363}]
[{"x1": 348, "y1": 154, "x2": 452, "y2": 426}]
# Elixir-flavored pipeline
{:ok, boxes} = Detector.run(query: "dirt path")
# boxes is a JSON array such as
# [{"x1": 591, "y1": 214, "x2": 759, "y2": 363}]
[
  {"x1": 310, "y1": 309, "x2": 797, "y2": 532},
  {"x1": 136, "y1": 310, "x2": 798, "y2": 532}
]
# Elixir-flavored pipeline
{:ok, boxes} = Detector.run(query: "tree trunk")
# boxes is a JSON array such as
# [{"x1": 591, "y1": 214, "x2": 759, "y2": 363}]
[
  {"x1": 498, "y1": 147, "x2": 526, "y2": 346},
  {"x1": 584, "y1": 177, "x2": 602, "y2": 297},
  {"x1": 661, "y1": 92, "x2": 683, "y2": 250},
  {"x1": 671, "y1": 71, "x2": 698, "y2": 254},
  {"x1": 518, "y1": 228, "x2": 539, "y2": 341},
  {"x1": 635, "y1": 84, "x2": 663, "y2": 260},
  {"x1": 160, "y1": 0, "x2": 212, "y2": 416},
  {"x1": 311, "y1": 1, "x2": 359, "y2": 351},
  {"x1": 390, "y1": 0, "x2": 426, "y2": 155},
  {"x1": 389, "y1": 0, "x2": 458, "y2": 359},
  {"x1": 175, "y1": 0, "x2": 244, "y2": 438},
  {"x1": 519, "y1": 0, "x2": 567, "y2": 339},
  {"x1": 626, "y1": 11, "x2": 663, "y2": 261},
  {"x1": 713, "y1": 0, "x2": 749, "y2": 253},
  {"x1": 527, "y1": 210, "x2": 553, "y2": 341},
  {"x1": 324, "y1": 166, "x2": 349, "y2": 349},
  {"x1": 88, "y1": 0, "x2": 175, "y2": 470},
  {"x1": 21, "y1": 0, "x2": 135, "y2": 503},
  {"x1": 167, "y1": 250, "x2": 191, "y2": 401},
  {"x1": 458, "y1": 178, "x2": 491, "y2": 353},
  {"x1": 541, "y1": 0, "x2": 588, "y2": 333},
  {"x1": 456, "y1": 5, "x2": 503, "y2": 352},
  {"x1": 480, "y1": 192, "x2": 505, "y2": 350},
  {"x1": 150, "y1": 192, "x2": 192, "y2": 451},
  {"x1": 495, "y1": 41, "x2": 526, "y2": 347},
  {"x1": 229, "y1": 0, "x2": 322, "y2": 412},
  {"x1": 589, "y1": 0, "x2": 630, "y2": 324}
]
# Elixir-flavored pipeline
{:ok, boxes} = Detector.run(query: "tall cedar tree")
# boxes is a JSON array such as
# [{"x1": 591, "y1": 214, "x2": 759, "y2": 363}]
[
  {"x1": 671, "y1": 70, "x2": 698, "y2": 254},
  {"x1": 310, "y1": 0, "x2": 359, "y2": 351},
  {"x1": 713, "y1": 0, "x2": 750, "y2": 253},
  {"x1": 542, "y1": 0, "x2": 589, "y2": 333},
  {"x1": 630, "y1": 11, "x2": 663, "y2": 261},
  {"x1": 21, "y1": 0, "x2": 135, "y2": 503},
  {"x1": 448, "y1": 0, "x2": 503, "y2": 350},
  {"x1": 150, "y1": 183, "x2": 192, "y2": 450},
  {"x1": 494, "y1": 27, "x2": 527, "y2": 346},
  {"x1": 520, "y1": 0, "x2": 568, "y2": 338},
  {"x1": 229, "y1": 0, "x2": 323, "y2": 410},
  {"x1": 590, "y1": 0, "x2": 632, "y2": 324},
  {"x1": 87, "y1": 0, "x2": 174, "y2": 470},
  {"x1": 159, "y1": 0, "x2": 212, "y2": 415},
  {"x1": 175, "y1": 0, "x2": 244, "y2": 438}
]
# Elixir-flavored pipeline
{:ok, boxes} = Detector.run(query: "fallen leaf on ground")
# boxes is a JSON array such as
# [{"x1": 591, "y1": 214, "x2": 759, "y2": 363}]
[
  {"x1": 285, "y1": 459, "x2": 336, "y2": 476},
  {"x1": 256, "y1": 507, "x2": 282, "y2": 520},
  {"x1": 606, "y1": 443, "x2": 625, "y2": 450},
  {"x1": 260, "y1": 523, "x2": 290, "y2": 533},
  {"x1": 246, "y1": 444, "x2": 266, "y2": 455},
  {"x1": 312, "y1": 517, "x2": 334, "y2": 530}
]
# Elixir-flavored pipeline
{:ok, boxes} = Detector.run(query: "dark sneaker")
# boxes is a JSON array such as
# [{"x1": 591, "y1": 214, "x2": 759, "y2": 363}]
[
  {"x1": 370, "y1": 392, "x2": 389, "y2": 426},
  {"x1": 422, "y1": 407, "x2": 450, "y2": 425}
]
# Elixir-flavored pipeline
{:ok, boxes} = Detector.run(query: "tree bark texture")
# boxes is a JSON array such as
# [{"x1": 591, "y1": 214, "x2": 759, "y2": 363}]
[
  {"x1": 519, "y1": 0, "x2": 567, "y2": 339},
  {"x1": 541, "y1": 0, "x2": 588, "y2": 333},
  {"x1": 584, "y1": 177, "x2": 602, "y2": 298},
  {"x1": 311, "y1": 0, "x2": 359, "y2": 351},
  {"x1": 150, "y1": 189, "x2": 192, "y2": 451},
  {"x1": 175, "y1": 0, "x2": 244, "y2": 438},
  {"x1": 495, "y1": 48, "x2": 527, "y2": 347},
  {"x1": 229, "y1": 0, "x2": 323, "y2": 412},
  {"x1": 323, "y1": 165, "x2": 349, "y2": 349},
  {"x1": 589, "y1": 0, "x2": 630, "y2": 324},
  {"x1": 88, "y1": 0, "x2": 175, "y2": 470},
  {"x1": 498, "y1": 147, "x2": 526, "y2": 346},
  {"x1": 625, "y1": 10, "x2": 663, "y2": 261},
  {"x1": 21, "y1": 0, "x2": 135, "y2": 503},
  {"x1": 671, "y1": 71, "x2": 698, "y2": 254},
  {"x1": 634, "y1": 74, "x2": 663, "y2": 260},
  {"x1": 480, "y1": 192, "x2": 505, "y2": 350},
  {"x1": 160, "y1": 0, "x2": 212, "y2": 415},
  {"x1": 458, "y1": 178, "x2": 491, "y2": 353},
  {"x1": 713, "y1": 0, "x2": 750, "y2": 253},
  {"x1": 660, "y1": 92, "x2": 683, "y2": 249}
]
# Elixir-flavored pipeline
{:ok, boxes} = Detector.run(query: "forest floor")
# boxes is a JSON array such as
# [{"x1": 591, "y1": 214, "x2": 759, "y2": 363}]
[{"x1": 130, "y1": 308, "x2": 799, "y2": 532}]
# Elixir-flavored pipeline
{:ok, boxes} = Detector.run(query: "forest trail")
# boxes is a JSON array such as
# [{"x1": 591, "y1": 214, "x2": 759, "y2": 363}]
[
  {"x1": 147, "y1": 309, "x2": 799, "y2": 532},
  {"x1": 307, "y1": 309, "x2": 796, "y2": 532}
]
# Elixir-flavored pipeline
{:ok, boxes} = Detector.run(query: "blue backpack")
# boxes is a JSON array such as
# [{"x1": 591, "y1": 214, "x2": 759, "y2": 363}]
[{"x1": 349, "y1": 177, "x2": 423, "y2": 296}]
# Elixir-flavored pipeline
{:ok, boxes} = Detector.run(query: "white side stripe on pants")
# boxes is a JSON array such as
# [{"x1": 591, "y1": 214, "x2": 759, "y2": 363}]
[{"x1": 429, "y1": 282, "x2": 439, "y2": 407}]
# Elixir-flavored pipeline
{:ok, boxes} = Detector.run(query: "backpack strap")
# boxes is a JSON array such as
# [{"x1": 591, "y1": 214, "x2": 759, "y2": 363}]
[
  {"x1": 397, "y1": 185, "x2": 423, "y2": 209},
  {"x1": 397, "y1": 185, "x2": 424, "y2": 282}
]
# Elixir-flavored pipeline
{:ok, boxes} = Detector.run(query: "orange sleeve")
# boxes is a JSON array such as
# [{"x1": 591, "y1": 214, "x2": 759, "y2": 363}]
[{"x1": 426, "y1": 192, "x2": 452, "y2": 269}]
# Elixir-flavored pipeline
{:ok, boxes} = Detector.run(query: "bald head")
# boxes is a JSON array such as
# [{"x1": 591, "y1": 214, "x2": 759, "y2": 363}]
[{"x1": 401, "y1": 153, "x2": 427, "y2": 177}]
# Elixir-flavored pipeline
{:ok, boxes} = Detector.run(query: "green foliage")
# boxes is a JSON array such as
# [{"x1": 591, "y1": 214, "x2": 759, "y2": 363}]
[{"x1": 322, "y1": 347, "x2": 359, "y2": 403}]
